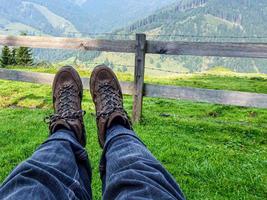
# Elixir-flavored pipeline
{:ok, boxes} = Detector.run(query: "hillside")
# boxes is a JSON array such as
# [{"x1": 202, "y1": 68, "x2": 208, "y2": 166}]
[
  {"x1": 110, "y1": 0, "x2": 267, "y2": 73},
  {"x1": 123, "y1": 0, "x2": 267, "y2": 39},
  {"x1": 1, "y1": 0, "x2": 267, "y2": 73},
  {"x1": 0, "y1": 0, "x2": 81, "y2": 36},
  {"x1": 0, "y1": 0, "x2": 176, "y2": 35},
  {"x1": 78, "y1": 0, "x2": 176, "y2": 32}
]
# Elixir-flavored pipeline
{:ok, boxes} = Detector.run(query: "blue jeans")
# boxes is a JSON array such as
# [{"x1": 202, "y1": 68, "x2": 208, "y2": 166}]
[{"x1": 0, "y1": 125, "x2": 185, "y2": 200}]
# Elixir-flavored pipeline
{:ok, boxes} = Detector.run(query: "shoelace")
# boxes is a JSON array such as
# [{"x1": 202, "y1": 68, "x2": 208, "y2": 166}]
[
  {"x1": 45, "y1": 84, "x2": 85, "y2": 124},
  {"x1": 45, "y1": 110, "x2": 86, "y2": 124},
  {"x1": 96, "y1": 82, "x2": 124, "y2": 120},
  {"x1": 57, "y1": 84, "x2": 78, "y2": 113}
]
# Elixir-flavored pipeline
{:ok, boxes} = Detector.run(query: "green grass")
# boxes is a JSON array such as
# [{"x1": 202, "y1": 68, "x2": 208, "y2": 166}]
[
  {"x1": 0, "y1": 79, "x2": 266, "y2": 199},
  {"x1": 6, "y1": 65, "x2": 267, "y2": 94}
]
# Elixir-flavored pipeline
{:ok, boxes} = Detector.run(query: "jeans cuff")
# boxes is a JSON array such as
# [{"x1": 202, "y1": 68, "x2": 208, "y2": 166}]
[
  {"x1": 45, "y1": 129, "x2": 77, "y2": 143},
  {"x1": 105, "y1": 125, "x2": 137, "y2": 145},
  {"x1": 43, "y1": 129, "x2": 87, "y2": 161}
]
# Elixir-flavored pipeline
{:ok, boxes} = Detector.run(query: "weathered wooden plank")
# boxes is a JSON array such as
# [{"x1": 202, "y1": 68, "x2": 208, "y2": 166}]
[
  {"x1": 0, "y1": 69, "x2": 134, "y2": 95},
  {"x1": 0, "y1": 35, "x2": 136, "y2": 53},
  {"x1": 1, "y1": 35, "x2": 267, "y2": 58},
  {"x1": 132, "y1": 34, "x2": 147, "y2": 123},
  {"x1": 145, "y1": 84, "x2": 267, "y2": 108},
  {"x1": 1, "y1": 69, "x2": 267, "y2": 109},
  {"x1": 0, "y1": 68, "x2": 55, "y2": 85},
  {"x1": 147, "y1": 41, "x2": 267, "y2": 58}
]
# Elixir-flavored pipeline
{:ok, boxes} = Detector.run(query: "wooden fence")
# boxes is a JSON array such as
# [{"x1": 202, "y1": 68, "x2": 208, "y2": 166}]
[{"x1": 1, "y1": 34, "x2": 267, "y2": 122}]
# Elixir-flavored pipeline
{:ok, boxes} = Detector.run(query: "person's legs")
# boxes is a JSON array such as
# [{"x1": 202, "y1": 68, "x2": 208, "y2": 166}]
[
  {"x1": 0, "y1": 129, "x2": 92, "y2": 200},
  {"x1": 0, "y1": 66, "x2": 92, "y2": 199},
  {"x1": 90, "y1": 65, "x2": 185, "y2": 200},
  {"x1": 100, "y1": 125, "x2": 185, "y2": 200}
]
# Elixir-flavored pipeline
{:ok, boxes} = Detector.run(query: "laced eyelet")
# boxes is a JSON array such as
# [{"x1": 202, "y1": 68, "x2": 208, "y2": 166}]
[
  {"x1": 95, "y1": 83, "x2": 126, "y2": 119},
  {"x1": 45, "y1": 84, "x2": 85, "y2": 125},
  {"x1": 45, "y1": 110, "x2": 86, "y2": 124}
]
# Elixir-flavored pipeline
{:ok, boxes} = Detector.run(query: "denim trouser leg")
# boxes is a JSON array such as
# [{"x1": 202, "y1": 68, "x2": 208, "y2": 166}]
[
  {"x1": 0, "y1": 130, "x2": 92, "y2": 200},
  {"x1": 100, "y1": 125, "x2": 185, "y2": 200}
]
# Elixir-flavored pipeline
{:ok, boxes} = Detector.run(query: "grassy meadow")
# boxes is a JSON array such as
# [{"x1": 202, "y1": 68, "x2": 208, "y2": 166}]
[{"x1": 0, "y1": 66, "x2": 266, "y2": 199}]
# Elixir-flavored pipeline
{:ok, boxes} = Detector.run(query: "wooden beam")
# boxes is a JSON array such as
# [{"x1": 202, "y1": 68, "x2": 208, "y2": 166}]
[
  {"x1": 1, "y1": 69, "x2": 267, "y2": 109},
  {"x1": 1, "y1": 35, "x2": 267, "y2": 58},
  {"x1": 132, "y1": 34, "x2": 147, "y2": 123},
  {"x1": 0, "y1": 68, "x2": 134, "y2": 95},
  {"x1": 147, "y1": 41, "x2": 267, "y2": 58},
  {"x1": 0, "y1": 35, "x2": 136, "y2": 53},
  {"x1": 145, "y1": 84, "x2": 267, "y2": 108}
]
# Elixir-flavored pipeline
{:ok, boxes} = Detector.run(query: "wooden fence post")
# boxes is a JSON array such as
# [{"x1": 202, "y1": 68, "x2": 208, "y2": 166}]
[{"x1": 132, "y1": 33, "x2": 147, "y2": 123}]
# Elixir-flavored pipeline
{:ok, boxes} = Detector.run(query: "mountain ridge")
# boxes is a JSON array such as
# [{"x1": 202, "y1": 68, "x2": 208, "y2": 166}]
[{"x1": 110, "y1": 0, "x2": 267, "y2": 73}]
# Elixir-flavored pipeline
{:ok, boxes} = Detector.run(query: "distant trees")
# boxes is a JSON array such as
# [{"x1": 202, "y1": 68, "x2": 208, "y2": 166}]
[
  {"x1": 16, "y1": 46, "x2": 33, "y2": 66},
  {"x1": 0, "y1": 45, "x2": 33, "y2": 68},
  {"x1": 175, "y1": 0, "x2": 207, "y2": 12},
  {"x1": 128, "y1": 0, "x2": 208, "y2": 32},
  {"x1": 0, "y1": 46, "x2": 11, "y2": 67},
  {"x1": 0, "y1": 32, "x2": 33, "y2": 68},
  {"x1": 10, "y1": 48, "x2": 17, "y2": 65}
]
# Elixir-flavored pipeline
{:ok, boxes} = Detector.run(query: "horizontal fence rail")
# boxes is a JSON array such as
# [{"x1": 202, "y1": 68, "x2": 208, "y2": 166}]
[
  {"x1": 0, "y1": 69, "x2": 134, "y2": 95},
  {"x1": 1, "y1": 35, "x2": 267, "y2": 58},
  {"x1": 145, "y1": 84, "x2": 267, "y2": 108},
  {"x1": 147, "y1": 41, "x2": 267, "y2": 58},
  {"x1": 2, "y1": 68, "x2": 267, "y2": 109},
  {"x1": 0, "y1": 35, "x2": 136, "y2": 53}
]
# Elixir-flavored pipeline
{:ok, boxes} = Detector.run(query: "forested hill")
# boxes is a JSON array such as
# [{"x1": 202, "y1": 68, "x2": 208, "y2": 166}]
[
  {"x1": 0, "y1": 0, "x2": 176, "y2": 35},
  {"x1": 121, "y1": 0, "x2": 267, "y2": 40},
  {"x1": 112, "y1": 0, "x2": 267, "y2": 73}
]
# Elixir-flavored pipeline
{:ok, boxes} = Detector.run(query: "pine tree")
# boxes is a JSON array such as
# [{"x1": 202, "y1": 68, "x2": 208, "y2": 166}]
[
  {"x1": 0, "y1": 46, "x2": 11, "y2": 67},
  {"x1": 15, "y1": 32, "x2": 34, "y2": 66},
  {"x1": 16, "y1": 46, "x2": 33, "y2": 66},
  {"x1": 10, "y1": 48, "x2": 17, "y2": 65}
]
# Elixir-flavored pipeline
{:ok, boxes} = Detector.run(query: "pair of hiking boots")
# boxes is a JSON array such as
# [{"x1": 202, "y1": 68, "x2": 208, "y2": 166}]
[{"x1": 47, "y1": 65, "x2": 132, "y2": 148}]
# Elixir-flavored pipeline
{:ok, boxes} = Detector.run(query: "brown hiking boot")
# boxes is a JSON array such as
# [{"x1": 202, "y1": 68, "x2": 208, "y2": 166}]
[
  {"x1": 46, "y1": 66, "x2": 86, "y2": 147},
  {"x1": 90, "y1": 65, "x2": 132, "y2": 148}
]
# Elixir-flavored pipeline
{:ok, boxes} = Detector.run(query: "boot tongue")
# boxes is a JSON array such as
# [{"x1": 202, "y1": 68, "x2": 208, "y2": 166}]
[
  {"x1": 51, "y1": 119, "x2": 72, "y2": 133},
  {"x1": 50, "y1": 118, "x2": 86, "y2": 147}
]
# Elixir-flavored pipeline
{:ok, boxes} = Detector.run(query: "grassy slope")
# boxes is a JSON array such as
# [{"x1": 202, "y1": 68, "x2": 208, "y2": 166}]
[
  {"x1": 0, "y1": 79, "x2": 266, "y2": 199},
  {"x1": 29, "y1": 2, "x2": 80, "y2": 35},
  {"x1": 6, "y1": 66, "x2": 267, "y2": 94}
]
